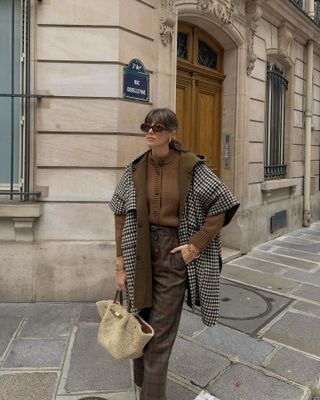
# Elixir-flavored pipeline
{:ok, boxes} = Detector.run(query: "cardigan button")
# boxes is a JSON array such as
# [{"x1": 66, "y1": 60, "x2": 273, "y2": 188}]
[
  {"x1": 136, "y1": 255, "x2": 142, "y2": 261},
  {"x1": 138, "y1": 222, "x2": 143, "y2": 228}
]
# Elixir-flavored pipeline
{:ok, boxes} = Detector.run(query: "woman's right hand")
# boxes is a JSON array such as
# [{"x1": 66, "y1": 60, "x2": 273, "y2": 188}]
[{"x1": 115, "y1": 256, "x2": 126, "y2": 291}]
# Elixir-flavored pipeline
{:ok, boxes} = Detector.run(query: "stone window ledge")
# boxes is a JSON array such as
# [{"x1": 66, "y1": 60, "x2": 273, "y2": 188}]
[
  {"x1": 261, "y1": 178, "x2": 299, "y2": 198},
  {"x1": 0, "y1": 203, "x2": 42, "y2": 242}
]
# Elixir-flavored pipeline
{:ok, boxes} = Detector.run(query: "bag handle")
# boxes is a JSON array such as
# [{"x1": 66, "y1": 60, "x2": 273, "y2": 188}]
[{"x1": 113, "y1": 285, "x2": 132, "y2": 313}]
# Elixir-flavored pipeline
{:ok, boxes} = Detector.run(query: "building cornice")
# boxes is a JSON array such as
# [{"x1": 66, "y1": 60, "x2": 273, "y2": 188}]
[{"x1": 262, "y1": 0, "x2": 320, "y2": 45}]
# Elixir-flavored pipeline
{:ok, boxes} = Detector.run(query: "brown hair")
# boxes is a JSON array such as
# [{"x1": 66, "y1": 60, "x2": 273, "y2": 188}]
[{"x1": 143, "y1": 108, "x2": 184, "y2": 151}]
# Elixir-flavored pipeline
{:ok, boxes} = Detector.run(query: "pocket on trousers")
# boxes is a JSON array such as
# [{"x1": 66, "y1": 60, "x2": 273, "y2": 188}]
[{"x1": 176, "y1": 251, "x2": 187, "y2": 267}]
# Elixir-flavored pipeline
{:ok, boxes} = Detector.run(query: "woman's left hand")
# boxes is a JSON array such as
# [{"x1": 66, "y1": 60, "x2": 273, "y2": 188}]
[{"x1": 171, "y1": 243, "x2": 200, "y2": 264}]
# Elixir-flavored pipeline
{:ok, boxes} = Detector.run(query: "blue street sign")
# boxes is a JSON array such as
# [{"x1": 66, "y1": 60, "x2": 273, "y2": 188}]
[{"x1": 123, "y1": 59, "x2": 149, "y2": 102}]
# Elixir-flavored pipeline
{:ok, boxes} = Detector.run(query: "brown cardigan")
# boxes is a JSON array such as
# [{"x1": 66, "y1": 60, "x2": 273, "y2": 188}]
[{"x1": 115, "y1": 150, "x2": 225, "y2": 256}]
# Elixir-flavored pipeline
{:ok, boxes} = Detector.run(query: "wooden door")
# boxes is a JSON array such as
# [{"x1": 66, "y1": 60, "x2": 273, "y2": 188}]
[{"x1": 176, "y1": 23, "x2": 224, "y2": 176}]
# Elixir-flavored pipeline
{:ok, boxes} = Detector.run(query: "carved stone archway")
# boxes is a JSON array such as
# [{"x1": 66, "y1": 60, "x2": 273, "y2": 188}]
[{"x1": 160, "y1": 0, "x2": 243, "y2": 46}]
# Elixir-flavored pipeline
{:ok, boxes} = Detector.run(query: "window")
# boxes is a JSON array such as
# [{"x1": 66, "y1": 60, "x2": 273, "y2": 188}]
[
  {"x1": 264, "y1": 61, "x2": 288, "y2": 179},
  {"x1": 291, "y1": 0, "x2": 303, "y2": 9},
  {"x1": 315, "y1": 0, "x2": 320, "y2": 26},
  {"x1": 177, "y1": 23, "x2": 223, "y2": 73},
  {"x1": 198, "y1": 40, "x2": 217, "y2": 69},
  {"x1": 177, "y1": 32, "x2": 188, "y2": 60},
  {"x1": 0, "y1": 0, "x2": 34, "y2": 200}
]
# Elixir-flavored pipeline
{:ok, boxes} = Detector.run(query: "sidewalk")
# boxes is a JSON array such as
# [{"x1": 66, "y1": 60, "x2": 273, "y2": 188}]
[{"x1": 0, "y1": 222, "x2": 320, "y2": 400}]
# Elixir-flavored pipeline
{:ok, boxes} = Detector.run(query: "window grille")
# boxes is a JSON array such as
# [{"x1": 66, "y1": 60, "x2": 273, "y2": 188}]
[
  {"x1": 0, "y1": 0, "x2": 40, "y2": 200},
  {"x1": 291, "y1": 0, "x2": 303, "y2": 9},
  {"x1": 177, "y1": 32, "x2": 188, "y2": 60},
  {"x1": 315, "y1": 0, "x2": 320, "y2": 25},
  {"x1": 198, "y1": 40, "x2": 217, "y2": 70},
  {"x1": 264, "y1": 62, "x2": 288, "y2": 180}
]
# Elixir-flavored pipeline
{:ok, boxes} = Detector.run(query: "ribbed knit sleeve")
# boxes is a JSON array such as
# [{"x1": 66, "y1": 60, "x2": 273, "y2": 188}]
[
  {"x1": 115, "y1": 214, "x2": 125, "y2": 257},
  {"x1": 189, "y1": 212, "x2": 225, "y2": 252}
]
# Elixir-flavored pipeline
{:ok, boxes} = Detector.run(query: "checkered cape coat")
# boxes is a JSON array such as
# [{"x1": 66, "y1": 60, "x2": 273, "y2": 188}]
[{"x1": 110, "y1": 152, "x2": 239, "y2": 326}]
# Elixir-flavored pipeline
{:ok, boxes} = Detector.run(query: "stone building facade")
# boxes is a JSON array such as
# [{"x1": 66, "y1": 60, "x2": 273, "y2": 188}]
[{"x1": 0, "y1": 0, "x2": 319, "y2": 301}]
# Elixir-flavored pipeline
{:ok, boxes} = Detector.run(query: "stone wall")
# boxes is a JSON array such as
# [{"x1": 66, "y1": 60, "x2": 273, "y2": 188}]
[{"x1": 0, "y1": 0, "x2": 163, "y2": 301}]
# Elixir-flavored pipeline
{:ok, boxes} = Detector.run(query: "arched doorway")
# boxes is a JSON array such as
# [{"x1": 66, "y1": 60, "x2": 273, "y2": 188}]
[{"x1": 176, "y1": 22, "x2": 224, "y2": 176}]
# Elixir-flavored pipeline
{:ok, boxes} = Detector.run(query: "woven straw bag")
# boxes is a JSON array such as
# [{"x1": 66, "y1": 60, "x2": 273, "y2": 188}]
[{"x1": 96, "y1": 289, "x2": 154, "y2": 360}]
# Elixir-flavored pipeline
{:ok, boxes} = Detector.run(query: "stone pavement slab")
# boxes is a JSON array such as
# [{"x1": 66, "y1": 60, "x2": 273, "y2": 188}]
[
  {"x1": 309, "y1": 228, "x2": 320, "y2": 236},
  {"x1": 19, "y1": 303, "x2": 82, "y2": 338},
  {"x1": 222, "y1": 264, "x2": 300, "y2": 294},
  {"x1": 249, "y1": 250, "x2": 319, "y2": 270},
  {"x1": 179, "y1": 308, "x2": 207, "y2": 337},
  {"x1": 78, "y1": 303, "x2": 100, "y2": 323},
  {"x1": 208, "y1": 364, "x2": 304, "y2": 400},
  {"x1": 194, "y1": 324, "x2": 275, "y2": 365},
  {"x1": 62, "y1": 324, "x2": 132, "y2": 394},
  {"x1": 292, "y1": 284, "x2": 320, "y2": 303},
  {"x1": 56, "y1": 393, "x2": 135, "y2": 400},
  {"x1": 263, "y1": 311, "x2": 320, "y2": 356},
  {"x1": 292, "y1": 301, "x2": 320, "y2": 317},
  {"x1": 271, "y1": 238, "x2": 320, "y2": 254},
  {"x1": 301, "y1": 233, "x2": 320, "y2": 242},
  {"x1": 265, "y1": 347, "x2": 320, "y2": 387},
  {"x1": 229, "y1": 256, "x2": 287, "y2": 274},
  {"x1": 272, "y1": 246, "x2": 320, "y2": 263},
  {"x1": 0, "y1": 316, "x2": 23, "y2": 361},
  {"x1": 283, "y1": 269, "x2": 320, "y2": 286},
  {"x1": 3, "y1": 338, "x2": 67, "y2": 369},
  {"x1": 169, "y1": 336, "x2": 230, "y2": 387},
  {"x1": 167, "y1": 379, "x2": 200, "y2": 399},
  {"x1": 0, "y1": 372, "x2": 58, "y2": 400},
  {"x1": 0, "y1": 304, "x2": 28, "y2": 318}
]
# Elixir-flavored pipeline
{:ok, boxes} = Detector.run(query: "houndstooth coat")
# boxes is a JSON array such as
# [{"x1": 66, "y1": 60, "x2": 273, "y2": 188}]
[{"x1": 110, "y1": 151, "x2": 239, "y2": 326}]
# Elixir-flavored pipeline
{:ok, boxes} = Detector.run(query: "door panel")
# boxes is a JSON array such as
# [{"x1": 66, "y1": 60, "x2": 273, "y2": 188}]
[
  {"x1": 176, "y1": 72, "x2": 193, "y2": 151},
  {"x1": 176, "y1": 23, "x2": 223, "y2": 177},
  {"x1": 197, "y1": 78, "x2": 221, "y2": 176}
]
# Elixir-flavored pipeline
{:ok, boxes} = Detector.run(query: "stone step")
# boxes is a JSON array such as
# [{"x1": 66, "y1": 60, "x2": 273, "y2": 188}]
[{"x1": 221, "y1": 246, "x2": 241, "y2": 263}]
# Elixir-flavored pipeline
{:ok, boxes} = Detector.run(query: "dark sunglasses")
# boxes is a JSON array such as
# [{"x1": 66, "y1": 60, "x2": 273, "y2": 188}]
[{"x1": 140, "y1": 123, "x2": 167, "y2": 133}]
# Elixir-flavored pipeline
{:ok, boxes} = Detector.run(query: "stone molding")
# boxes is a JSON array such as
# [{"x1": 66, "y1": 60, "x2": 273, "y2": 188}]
[
  {"x1": 245, "y1": 0, "x2": 264, "y2": 76},
  {"x1": 197, "y1": 0, "x2": 241, "y2": 25},
  {"x1": 0, "y1": 203, "x2": 42, "y2": 242},
  {"x1": 160, "y1": 0, "x2": 177, "y2": 45},
  {"x1": 261, "y1": 178, "x2": 298, "y2": 201},
  {"x1": 278, "y1": 21, "x2": 294, "y2": 58},
  {"x1": 161, "y1": 0, "x2": 242, "y2": 45}
]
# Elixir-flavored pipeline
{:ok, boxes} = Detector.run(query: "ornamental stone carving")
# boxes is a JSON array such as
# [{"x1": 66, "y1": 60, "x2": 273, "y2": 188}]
[
  {"x1": 245, "y1": 0, "x2": 264, "y2": 76},
  {"x1": 160, "y1": 0, "x2": 176, "y2": 45},
  {"x1": 278, "y1": 22, "x2": 293, "y2": 58},
  {"x1": 197, "y1": 0, "x2": 241, "y2": 25},
  {"x1": 246, "y1": 27, "x2": 257, "y2": 76}
]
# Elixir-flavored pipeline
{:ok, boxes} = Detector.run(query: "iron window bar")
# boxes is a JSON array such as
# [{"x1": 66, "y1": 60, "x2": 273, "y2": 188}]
[
  {"x1": 0, "y1": 0, "x2": 41, "y2": 201},
  {"x1": 0, "y1": 192, "x2": 41, "y2": 196},
  {"x1": 315, "y1": 0, "x2": 320, "y2": 25},
  {"x1": 291, "y1": 0, "x2": 303, "y2": 8},
  {"x1": 0, "y1": 94, "x2": 42, "y2": 98},
  {"x1": 265, "y1": 62, "x2": 288, "y2": 180},
  {"x1": 290, "y1": 0, "x2": 320, "y2": 26}
]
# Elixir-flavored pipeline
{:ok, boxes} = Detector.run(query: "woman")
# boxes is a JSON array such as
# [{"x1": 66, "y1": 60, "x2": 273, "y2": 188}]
[{"x1": 110, "y1": 108, "x2": 239, "y2": 400}]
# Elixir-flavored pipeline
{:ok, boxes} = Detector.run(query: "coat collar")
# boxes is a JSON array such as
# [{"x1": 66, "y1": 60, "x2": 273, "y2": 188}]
[{"x1": 132, "y1": 149, "x2": 204, "y2": 221}]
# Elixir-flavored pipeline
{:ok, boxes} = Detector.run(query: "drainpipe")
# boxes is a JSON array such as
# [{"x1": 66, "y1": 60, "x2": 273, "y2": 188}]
[{"x1": 303, "y1": 39, "x2": 313, "y2": 227}]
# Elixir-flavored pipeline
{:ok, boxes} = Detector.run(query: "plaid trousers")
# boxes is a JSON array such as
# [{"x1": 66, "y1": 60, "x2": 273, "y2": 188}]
[{"x1": 134, "y1": 225, "x2": 187, "y2": 400}]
